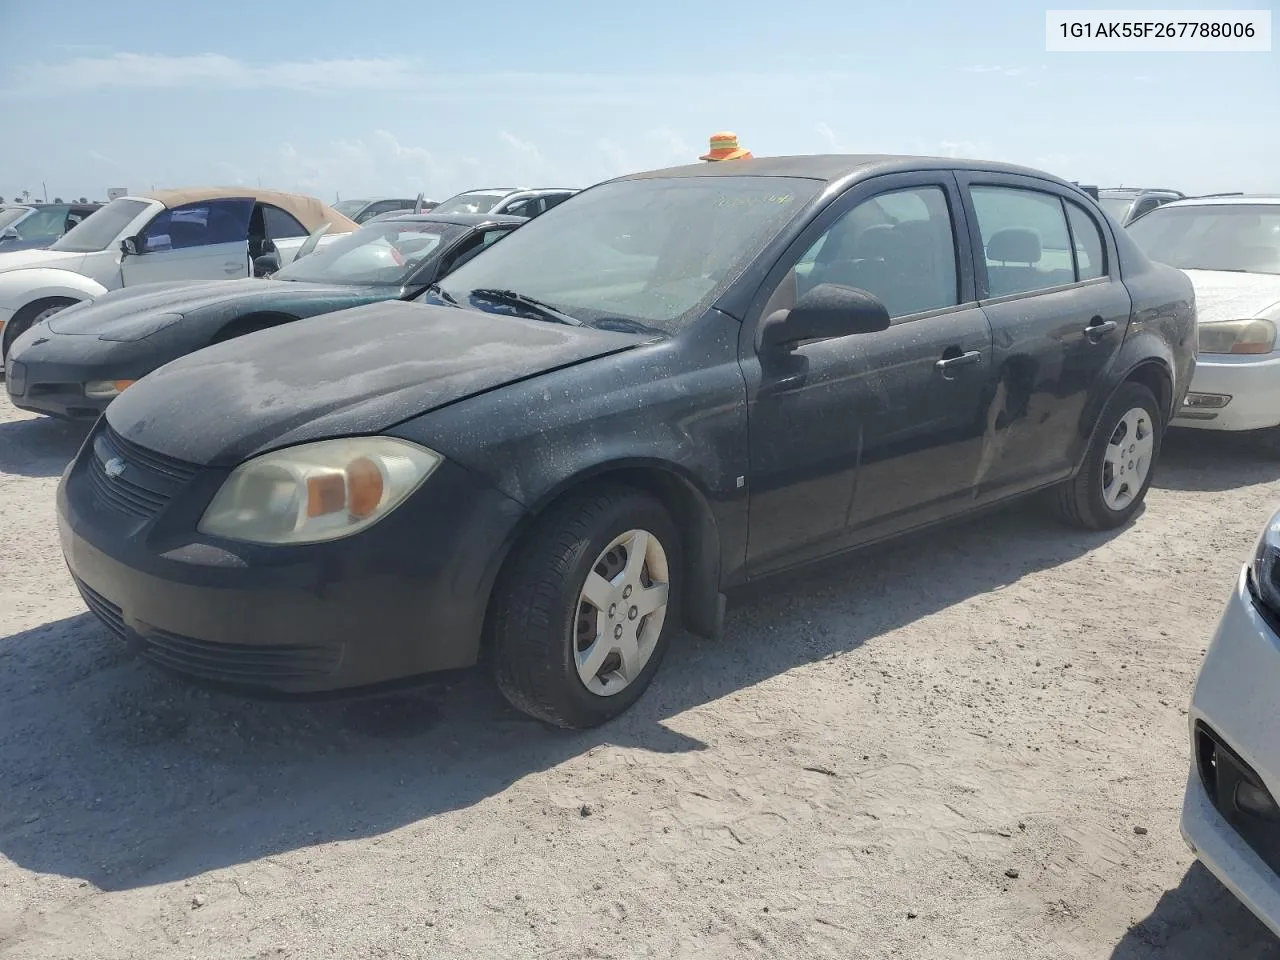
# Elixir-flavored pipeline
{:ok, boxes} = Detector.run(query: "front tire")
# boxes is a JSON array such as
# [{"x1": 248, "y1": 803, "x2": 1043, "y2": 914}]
[
  {"x1": 490, "y1": 485, "x2": 681, "y2": 729},
  {"x1": 1053, "y1": 381, "x2": 1161, "y2": 530}
]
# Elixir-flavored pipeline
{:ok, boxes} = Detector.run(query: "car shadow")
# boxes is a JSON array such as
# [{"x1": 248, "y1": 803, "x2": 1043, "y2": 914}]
[
  {"x1": 0, "y1": 415, "x2": 91, "y2": 478},
  {"x1": 1109, "y1": 862, "x2": 1280, "y2": 958},
  {"x1": 1155, "y1": 428, "x2": 1280, "y2": 493},
  {"x1": 0, "y1": 498, "x2": 1125, "y2": 892}
]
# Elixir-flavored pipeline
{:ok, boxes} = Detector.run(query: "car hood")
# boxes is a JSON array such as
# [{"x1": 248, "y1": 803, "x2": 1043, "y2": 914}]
[
  {"x1": 1183, "y1": 269, "x2": 1280, "y2": 324},
  {"x1": 46, "y1": 278, "x2": 382, "y2": 336},
  {"x1": 105, "y1": 299, "x2": 651, "y2": 466},
  {"x1": 0, "y1": 247, "x2": 84, "y2": 274}
]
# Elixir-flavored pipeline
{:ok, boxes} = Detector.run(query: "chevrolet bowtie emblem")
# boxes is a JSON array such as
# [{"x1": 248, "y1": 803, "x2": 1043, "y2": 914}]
[{"x1": 103, "y1": 457, "x2": 126, "y2": 479}]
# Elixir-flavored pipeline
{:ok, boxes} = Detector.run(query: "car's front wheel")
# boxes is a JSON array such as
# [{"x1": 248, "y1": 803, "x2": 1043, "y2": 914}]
[
  {"x1": 1053, "y1": 381, "x2": 1161, "y2": 530},
  {"x1": 490, "y1": 485, "x2": 680, "y2": 729}
]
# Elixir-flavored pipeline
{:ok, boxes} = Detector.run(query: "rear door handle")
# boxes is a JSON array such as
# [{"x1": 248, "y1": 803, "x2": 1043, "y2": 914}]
[
  {"x1": 1085, "y1": 318, "x2": 1118, "y2": 341},
  {"x1": 935, "y1": 350, "x2": 983, "y2": 374}
]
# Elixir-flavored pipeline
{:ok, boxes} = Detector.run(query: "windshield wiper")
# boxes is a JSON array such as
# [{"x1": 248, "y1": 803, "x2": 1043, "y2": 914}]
[
  {"x1": 468, "y1": 288, "x2": 583, "y2": 326},
  {"x1": 422, "y1": 283, "x2": 458, "y2": 305}
]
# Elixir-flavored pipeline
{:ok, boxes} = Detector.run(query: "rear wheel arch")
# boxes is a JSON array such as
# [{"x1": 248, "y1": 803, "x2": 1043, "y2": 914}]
[
  {"x1": 210, "y1": 311, "x2": 298, "y2": 344},
  {"x1": 1123, "y1": 359, "x2": 1174, "y2": 426},
  {"x1": 483, "y1": 461, "x2": 724, "y2": 649}
]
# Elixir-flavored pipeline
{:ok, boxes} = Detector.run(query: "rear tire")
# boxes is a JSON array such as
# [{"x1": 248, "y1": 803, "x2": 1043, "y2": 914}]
[
  {"x1": 490, "y1": 484, "x2": 681, "y2": 729},
  {"x1": 2, "y1": 297, "x2": 77, "y2": 362},
  {"x1": 1053, "y1": 381, "x2": 1162, "y2": 530}
]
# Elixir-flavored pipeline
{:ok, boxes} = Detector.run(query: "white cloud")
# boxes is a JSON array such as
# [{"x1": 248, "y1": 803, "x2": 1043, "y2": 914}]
[
  {"x1": 20, "y1": 53, "x2": 420, "y2": 93},
  {"x1": 960, "y1": 65, "x2": 1028, "y2": 77}
]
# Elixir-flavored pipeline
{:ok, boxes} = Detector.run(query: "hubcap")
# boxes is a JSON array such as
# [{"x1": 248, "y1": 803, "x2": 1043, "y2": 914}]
[
  {"x1": 1101, "y1": 406, "x2": 1154, "y2": 512},
  {"x1": 573, "y1": 529, "x2": 670, "y2": 697}
]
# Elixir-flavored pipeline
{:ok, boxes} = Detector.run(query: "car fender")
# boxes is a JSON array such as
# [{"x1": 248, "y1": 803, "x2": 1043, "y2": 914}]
[
  {"x1": 387, "y1": 316, "x2": 750, "y2": 639},
  {"x1": 0, "y1": 268, "x2": 107, "y2": 314}
]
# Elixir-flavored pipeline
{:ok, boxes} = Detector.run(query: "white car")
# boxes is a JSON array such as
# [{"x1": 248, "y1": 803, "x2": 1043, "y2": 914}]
[
  {"x1": 0, "y1": 187, "x2": 358, "y2": 360},
  {"x1": 1182, "y1": 507, "x2": 1280, "y2": 938},
  {"x1": 1126, "y1": 195, "x2": 1280, "y2": 440}
]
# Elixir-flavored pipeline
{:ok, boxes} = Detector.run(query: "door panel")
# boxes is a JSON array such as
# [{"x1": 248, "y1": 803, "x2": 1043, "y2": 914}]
[
  {"x1": 957, "y1": 176, "x2": 1131, "y2": 497},
  {"x1": 740, "y1": 173, "x2": 993, "y2": 576},
  {"x1": 122, "y1": 198, "x2": 252, "y2": 286}
]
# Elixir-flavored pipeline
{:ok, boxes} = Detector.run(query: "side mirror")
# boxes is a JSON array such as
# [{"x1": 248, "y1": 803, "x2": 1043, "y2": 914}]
[
  {"x1": 253, "y1": 252, "x2": 281, "y2": 277},
  {"x1": 120, "y1": 236, "x2": 141, "y2": 257},
  {"x1": 1, "y1": 226, "x2": 18, "y2": 241},
  {"x1": 756, "y1": 283, "x2": 891, "y2": 352}
]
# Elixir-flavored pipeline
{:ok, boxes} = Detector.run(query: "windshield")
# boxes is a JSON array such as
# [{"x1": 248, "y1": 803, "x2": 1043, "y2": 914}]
[
  {"x1": 331, "y1": 199, "x2": 367, "y2": 217},
  {"x1": 12, "y1": 205, "x2": 69, "y2": 240},
  {"x1": 272, "y1": 220, "x2": 464, "y2": 285},
  {"x1": 434, "y1": 175, "x2": 823, "y2": 334},
  {"x1": 433, "y1": 192, "x2": 505, "y2": 215},
  {"x1": 1127, "y1": 204, "x2": 1280, "y2": 275},
  {"x1": 0, "y1": 207, "x2": 32, "y2": 231},
  {"x1": 1098, "y1": 197, "x2": 1134, "y2": 221},
  {"x1": 51, "y1": 198, "x2": 150, "y2": 252}
]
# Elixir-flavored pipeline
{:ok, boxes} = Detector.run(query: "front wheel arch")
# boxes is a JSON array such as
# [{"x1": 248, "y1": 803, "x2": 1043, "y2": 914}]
[
  {"x1": 2, "y1": 296, "x2": 79, "y2": 359},
  {"x1": 482, "y1": 463, "x2": 724, "y2": 653}
]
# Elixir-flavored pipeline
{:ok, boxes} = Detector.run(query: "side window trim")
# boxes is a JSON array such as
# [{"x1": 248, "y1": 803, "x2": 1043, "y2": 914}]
[
  {"x1": 955, "y1": 172, "x2": 1120, "y2": 301},
  {"x1": 740, "y1": 171, "x2": 978, "y2": 354},
  {"x1": 1063, "y1": 198, "x2": 1110, "y2": 280}
]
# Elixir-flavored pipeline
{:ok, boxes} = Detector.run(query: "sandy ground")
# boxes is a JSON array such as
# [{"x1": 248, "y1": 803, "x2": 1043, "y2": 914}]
[{"x1": 3, "y1": 396, "x2": 1280, "y2": 960}]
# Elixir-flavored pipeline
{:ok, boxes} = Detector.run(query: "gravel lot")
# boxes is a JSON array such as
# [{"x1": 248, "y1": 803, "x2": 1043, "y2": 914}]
[{"x1": 3, "y1": 395, "x2": 1280, "y2": 960}]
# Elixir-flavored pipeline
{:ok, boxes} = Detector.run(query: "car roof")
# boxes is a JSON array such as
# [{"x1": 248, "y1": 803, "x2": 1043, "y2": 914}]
[
  {"x1": 379, "y1": 212, "x2": 529, "y2": 227},
  {"x1": 134, "y1": 186, "x2": 360, "y2": 232},
  {"x1": 1157, "y1": 194, "x2": 1280, "y2": 209},
  {"x1": 1098, "y1": 187, "x2": 1184, "y2": 197},
  {"x1": 614, "y1": 154, "x2": 1084, "y2": 188}
]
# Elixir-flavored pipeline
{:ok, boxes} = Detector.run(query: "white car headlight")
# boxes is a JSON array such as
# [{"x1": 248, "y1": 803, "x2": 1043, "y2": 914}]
[
  {"x1": 1198, "y1": 318, "x2": 1277, "y2": 355},
  {"x1": 1252, "y1": 509, "x2": 1280, "y2": 614},
  {"x1": 198, "y1": 437, "x2": 443, "y2": 545}
]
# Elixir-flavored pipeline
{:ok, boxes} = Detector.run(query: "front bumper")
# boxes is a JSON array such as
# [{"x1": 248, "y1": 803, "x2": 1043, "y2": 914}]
[
  {"x1": 1181, "y1": 565, "x2": 1280, "y2": 938},
  {"x1": 1173, "y1": 353, "x2": 1280, "y2": 432},
  {"x1": 5, "y1": 334, "x2": 165, "y2": 420},
  {"x1": 57, "y1": 422, "x2": 528, "y2": 693}
]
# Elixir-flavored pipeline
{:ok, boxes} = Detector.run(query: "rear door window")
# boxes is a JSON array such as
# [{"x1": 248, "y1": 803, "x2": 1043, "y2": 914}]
[{"x1": 969, "y1": 186, "x2": 1076, "y2": 297}]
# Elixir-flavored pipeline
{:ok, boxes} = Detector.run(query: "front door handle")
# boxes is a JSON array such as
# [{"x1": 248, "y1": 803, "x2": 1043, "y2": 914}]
[
  {"x1": 935, "y1": 349, "x2": 983, "y2": 375},
  {"x1": 1085, "y1": 318, "x2": 1118, "y2": 341}
]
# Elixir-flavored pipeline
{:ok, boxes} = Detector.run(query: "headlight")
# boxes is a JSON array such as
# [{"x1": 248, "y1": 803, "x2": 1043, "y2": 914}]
[
  {"x1": 1251, "y1": 509, "x2": 1280, "y2": 614},
  {"x1": 1198, "y1": 318, "x2": 1277, "y2": 355},
  {"x1": 198, "y1": 437, "x2": 443, "y2": 545},
  {"x1": 84, "y1": 379, "x2": 136, "y2": 399},
  {"x1": 98, "y1": 313, "x2": 181, "y2": 342}
]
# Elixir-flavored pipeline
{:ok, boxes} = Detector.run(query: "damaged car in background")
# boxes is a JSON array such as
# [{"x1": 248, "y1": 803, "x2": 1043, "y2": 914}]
[
  {"x1": 6, "y1": 213, "x2": 526, "y2": 419},
  {"x1": 1126, "y1": 195, "x2": 1280, "y2": 446},
  {"x1": 0, "y1": 188, "x2": 358, "y2": 362}
]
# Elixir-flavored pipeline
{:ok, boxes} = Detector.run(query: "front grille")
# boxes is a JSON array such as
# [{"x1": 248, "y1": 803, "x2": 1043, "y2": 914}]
[
  {"x1": 1196, "y1": 720, "x2": 1280, "y2": 877},
  {"x1": 74, "y1": 578, "x2": 128, "y2": 641},
  {"x1": 73, "y1": 574, "x2": 339, "y2": 685},
  {"x1": 86, "y1": 426, "x2": 199, "y2": 521},
  {"x1": 136, "y1": 627, "x2": 340, "y2": 684}
]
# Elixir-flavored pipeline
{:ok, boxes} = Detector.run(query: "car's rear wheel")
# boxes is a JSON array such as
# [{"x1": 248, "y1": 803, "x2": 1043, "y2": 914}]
[
  {"x1": 2, "y1": 297, "x2": 77, "y2": 363},
  {"x1": 1052, "y1": 381, "x2": 1161, "y2": 530},
  {"x1": 490, "y1": 485, "x2": 680, "y2": 729}
]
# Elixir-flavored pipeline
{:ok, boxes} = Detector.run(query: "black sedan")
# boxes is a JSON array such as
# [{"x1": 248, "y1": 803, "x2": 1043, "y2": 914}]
[
  {"x1": 6, "y1": 213, "x2": 524, "y2": 419},
  {"x1": 57, "y1": 155, "x2": 1195, "y2": 728}
]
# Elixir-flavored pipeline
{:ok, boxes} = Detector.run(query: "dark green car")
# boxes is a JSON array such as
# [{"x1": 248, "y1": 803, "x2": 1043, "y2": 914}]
[{"x1": 4, "y1": 212, "x2": 525, "y2": 420}]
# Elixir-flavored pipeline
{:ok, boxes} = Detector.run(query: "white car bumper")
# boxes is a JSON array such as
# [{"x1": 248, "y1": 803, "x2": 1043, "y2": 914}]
[
  {"x1": 1181, "y1": 565, "x2": 1280, "y2": 940},
  {"x1": 0, "y1": 303, "x2": 12, "y2": 336},
  {"x1": 1174, "y1": 353, "x2": 1280, "y2": 432}
]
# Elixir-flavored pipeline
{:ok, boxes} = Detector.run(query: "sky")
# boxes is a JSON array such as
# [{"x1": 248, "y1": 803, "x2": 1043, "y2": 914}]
[{"x1": 1, "y1": 0, "x2": 1277, "y2": 204}]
